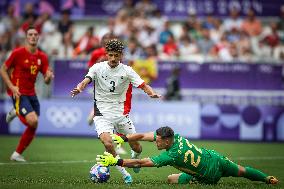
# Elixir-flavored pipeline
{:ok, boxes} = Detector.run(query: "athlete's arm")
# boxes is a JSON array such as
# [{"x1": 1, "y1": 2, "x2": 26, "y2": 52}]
[
  {"x1": 70, "y1": 77, "x2": 91, "y2": 97},
  {"x1": 140, "y1": 84, "x2": 161, "y2": 98},
  {"x1": 121, "y1": 158, "x2": 155, "y2": 168},
  {"x1": 0, "y1": 64, "x2": 20, "y2": 98},
  {"x1": 43, "y1": 68, "x2": 54, "y2": 84},
  {"x1": 126, "y1": 132, "x2": 155, "y2": 142},
  {"x1": 111, "y1": 132, "x2": 155, "y2": 147},
  {"x1": 96, "y1": 152, "x2": 155, "y2": 167}
]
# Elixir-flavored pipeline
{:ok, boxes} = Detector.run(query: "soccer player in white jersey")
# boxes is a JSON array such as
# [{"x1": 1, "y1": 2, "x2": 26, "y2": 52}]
[{"x1": 71, "y1": 39, "x2": 161, "y2": 184}]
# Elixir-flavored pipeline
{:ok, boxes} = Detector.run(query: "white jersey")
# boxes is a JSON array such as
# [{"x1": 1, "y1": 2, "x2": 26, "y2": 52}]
[{"x1": 85, "y1": 61, "x2": 144, "y2": 116}]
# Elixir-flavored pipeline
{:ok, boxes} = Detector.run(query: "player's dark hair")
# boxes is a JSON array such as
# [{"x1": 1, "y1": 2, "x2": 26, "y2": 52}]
[
  {"x1": 105, "y1": 39, "x2": 124, "y2": 53},
  {"x1": 25, "y1": 26, "x2": 38, "y2": 35},
  {"x1": 156, "y1": 126, "x2": 174, "y2": 139}
]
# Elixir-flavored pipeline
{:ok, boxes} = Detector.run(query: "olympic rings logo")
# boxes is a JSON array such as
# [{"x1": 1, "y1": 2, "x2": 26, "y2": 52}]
[{"x1": 46, "y1": 106, "x2": 82, "y2": 128}]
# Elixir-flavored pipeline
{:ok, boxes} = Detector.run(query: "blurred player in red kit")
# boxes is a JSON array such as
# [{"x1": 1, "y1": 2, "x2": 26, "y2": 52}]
[
  {"x1": 0, "y1": 26, "x2": 54, "y2": 162},
  {"x1": 86, "y1": 33, "x2": 114, "y2": 125}
]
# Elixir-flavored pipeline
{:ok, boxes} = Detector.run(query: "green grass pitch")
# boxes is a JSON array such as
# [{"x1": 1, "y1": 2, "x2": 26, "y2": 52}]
[{"x1": 0, "y1": 136, "x2": 283, "y2": 189}]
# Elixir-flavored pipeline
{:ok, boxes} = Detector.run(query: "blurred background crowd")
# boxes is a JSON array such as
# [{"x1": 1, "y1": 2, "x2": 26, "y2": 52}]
[
  {"x1": 0, "y1": 0, "x2": 284, "y2": 97},
  {"x1": 1, "y1": 0, "x2": 284, "y2": 62}
]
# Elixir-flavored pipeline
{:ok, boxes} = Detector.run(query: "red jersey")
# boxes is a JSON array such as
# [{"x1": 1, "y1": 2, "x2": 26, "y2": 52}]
[
  {"x1": 87, "y1": 47, "x2": 107, "y2": 68},
  {"x1": 5, "y1": 47, "x2": 49, "y2": 96}
]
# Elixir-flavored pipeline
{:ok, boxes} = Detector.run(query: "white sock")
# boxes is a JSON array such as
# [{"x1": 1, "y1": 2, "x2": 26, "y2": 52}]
[
  {"x1": 115, "y1": 166, "x2": 129, "y2": 177},
  {"x1": 115, "y1": 155, "x2": 129, "y2": 177},
  {"x1": 131, "y1": 150, "x2": 141, "y2": 159}
]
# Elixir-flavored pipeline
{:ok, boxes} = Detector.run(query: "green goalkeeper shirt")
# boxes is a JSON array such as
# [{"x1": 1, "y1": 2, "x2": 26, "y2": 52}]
[{"x1": 150, "y1": 134, "x2": 224, "y2": 184}]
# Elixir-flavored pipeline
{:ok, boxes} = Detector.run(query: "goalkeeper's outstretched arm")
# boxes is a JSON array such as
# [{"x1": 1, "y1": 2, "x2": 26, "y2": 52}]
[
  {"x1": 125, "y1": 132, "x2": 155, "y2": 142},
  {"x1": 96, "y1": 152, "x2": 155, "y2": 168},
  {"x1": 121, "y1": 158, "x2": 154, "y2": 168},
  {"x1": 111, "y1": 132, "x2": 155, "y2": 148}
]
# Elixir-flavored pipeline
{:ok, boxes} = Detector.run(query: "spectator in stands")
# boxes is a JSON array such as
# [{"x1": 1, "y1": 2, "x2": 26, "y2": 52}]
[
  {"x1": 262, "y1": 22, "x2": 280, "y2": 49},
  {"x1": 237, "y1": 31, "x2": 253, "y2": 61},
  {"x1": 278, "y1": 6, "x2": 284, "y2": 41},
  {"x1": 202, "y1": 14, "x2": 215, "y2": 31},
  {"x1": 73, "y1": 26, "x2": 100, "y2": 57},
  {"x1": 210, "y1": 18, "x2": 223, "y2": 44},
  {"x1": 114, "y1": 9, "x2": 129, "y2": 37},
  {"x1": 40, "y1": 17, "x2": 62, "y2": 56},
  {"x1": 98, "y1": 18, "x2": 115, "y2": 39},
  {"x1": 57, "y1": 32, "x2": 74, "y2": 58},
  {"x1": 58, "y1": 9, "x2": 73, "y2": 35},
  {"x1": 223, "y1": 7, "x2": 243, "y2": 32},
  {"x1": 274, "y1": 5, "x2": 284, "y2": 61},
  {"x1": 253, "y1": 38, "x2": 273, "y2": 61},
  {"x1": 185, "y1": 13, "x2": 202, "y2": 41},
  {"x1": 124, "y1": 38, "x2": 144, "y2": 61},
  {"x1": 138, "y1": 23, "x2": 159, "y2": 48},
  {"x1": 2, "y1": 4, "x2": 19, "y2": 33},
  {"x1": 149, "y1": 9, "x2": 166, "y2": 34},
  {"x1": 159, "y1": 20, "x2": 173, "y2": 45},
  {"x1": 273, "y1": 43, "x2": 284, "y2": 61},
  {"x1": 162, "y1": 33, "x2": 179, "y2": 60},
  {"x1": 132, "y1": 44, "x2": 158, "y2": 84},
  {"x1": 197, "y1": 28, "x2": 215, "y2": 60},
  {"x1": 214, "y1": 33, "x2": 234, "y2": 61},
  {"x1": 22, "y1": 2, "x2": 37, "y2": 21},
  {"x1": 241, "y1": 9, "x2": 262, "y2": 37},
  {"x1": 34, "y1": 12, "x2": 51, "y2": 34},
  {"x1": 178, "y1": 35, "x2": 200, "y2": 61}
]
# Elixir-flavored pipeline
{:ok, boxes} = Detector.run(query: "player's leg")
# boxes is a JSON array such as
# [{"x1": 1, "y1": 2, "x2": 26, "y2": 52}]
[
  {"x1": 167, "y1": 173, "x2": 194, "y2": 184},
  {"x1": 10, "y1": 96, "x2": 39, "y2": 162},
  {"x1": 94, "y1": 116, "x2": 132, "y2": 184},
  {"x1": 221, "y1": 157, "x2": 278, "y2": 184},
  {"x1": 116, "y1": 115, "x2": 142, "y2": 173}
]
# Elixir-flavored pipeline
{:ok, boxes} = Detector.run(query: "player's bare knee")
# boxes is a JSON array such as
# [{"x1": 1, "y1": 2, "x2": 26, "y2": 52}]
[
  {"x1": 26, "y1": 116, "x2": 38, "y2": 128},
  {"x1": 167, "y1": 174, "x2": 179, "y2": 184}
]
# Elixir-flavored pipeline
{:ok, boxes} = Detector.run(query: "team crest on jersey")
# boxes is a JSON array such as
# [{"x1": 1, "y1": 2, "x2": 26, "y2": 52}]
[
  {"x1": 21, "y1": 108, "x2": 27, "y2": 115},
  {"x1": 37, "y1": 59, "x2": 41, "y2": 65}
]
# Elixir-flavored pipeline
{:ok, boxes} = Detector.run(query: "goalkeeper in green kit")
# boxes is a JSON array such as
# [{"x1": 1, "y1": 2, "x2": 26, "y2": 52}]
[{"x1": 96, "y1": 126, "x2": 278, "y2": 185}]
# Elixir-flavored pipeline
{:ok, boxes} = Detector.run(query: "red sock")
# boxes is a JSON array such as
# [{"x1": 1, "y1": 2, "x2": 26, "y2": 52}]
[
  {"x1": 16, "y1": 126, "x2": 36, "y2": 154},
  {"x1": 16, "y1": 114, "x2": 37, "y2": 154}
]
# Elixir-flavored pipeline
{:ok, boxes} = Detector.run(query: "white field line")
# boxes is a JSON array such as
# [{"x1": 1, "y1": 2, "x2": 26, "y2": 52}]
[{"x1": 0, "y1": 156, "x2": 284, "y2": 166}]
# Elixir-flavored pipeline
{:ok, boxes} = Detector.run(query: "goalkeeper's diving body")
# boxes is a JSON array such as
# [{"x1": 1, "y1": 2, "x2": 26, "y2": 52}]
[{"x1": 96, "y1": 126, "x2": 278, "y2": 185}]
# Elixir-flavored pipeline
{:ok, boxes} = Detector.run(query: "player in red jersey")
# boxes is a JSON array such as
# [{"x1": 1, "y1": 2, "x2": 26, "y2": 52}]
[{"x1": 0, "y1": 26, "x2": 54, "y2": 162}]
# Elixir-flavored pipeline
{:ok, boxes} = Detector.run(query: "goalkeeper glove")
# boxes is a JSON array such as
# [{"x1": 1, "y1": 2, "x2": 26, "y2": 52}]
[
  {"x1": 111, "y1": 134, "x2": 128, "y2": 148},
  {"x1": 96, "y1": 152, "x2": 123, "y2": 167}
]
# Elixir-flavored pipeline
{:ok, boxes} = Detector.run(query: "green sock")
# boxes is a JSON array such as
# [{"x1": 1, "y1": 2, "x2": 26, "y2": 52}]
[{"x1": 244, "y1": 167, "x2": 268, "y2": 182}]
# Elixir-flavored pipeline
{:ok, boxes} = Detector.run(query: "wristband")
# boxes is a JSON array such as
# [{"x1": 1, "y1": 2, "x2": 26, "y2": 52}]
[
  {"x1": 116, "y1": 159, "x2": 123, "y2": 166},
  {"x1": 120, "y1": 135, "x2": 129, "y2": 142}
]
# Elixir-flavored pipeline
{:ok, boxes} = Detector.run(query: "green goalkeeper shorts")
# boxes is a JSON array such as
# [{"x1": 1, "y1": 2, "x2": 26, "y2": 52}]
[
  {"x1": 178, "y1": 151, "x2": 239, "y2": 184},
  {"x1": 178, "y1": 173, "x2": 194, "y2": 184}
]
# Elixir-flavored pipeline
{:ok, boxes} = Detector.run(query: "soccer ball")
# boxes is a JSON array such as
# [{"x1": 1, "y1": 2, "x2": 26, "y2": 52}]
[{"x1": 89, "y1": 164, "x2": 110, "y2": 183}]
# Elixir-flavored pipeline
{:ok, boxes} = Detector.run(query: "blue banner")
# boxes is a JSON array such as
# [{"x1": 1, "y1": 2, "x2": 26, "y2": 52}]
[
  {"x1": 5, "y1": 99, "x2": 284, "y2": 141},
  {"x1": 53, "y1": 60, "x2": 284, "y2": 98},
  {"x1": 1, "y1": 0, "x2": 283, "y2": 19}
]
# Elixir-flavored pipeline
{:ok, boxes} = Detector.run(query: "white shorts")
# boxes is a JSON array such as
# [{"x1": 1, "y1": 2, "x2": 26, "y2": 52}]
[{"x1": 93, "y1": 115, "x2": 136, "y2": 137}]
